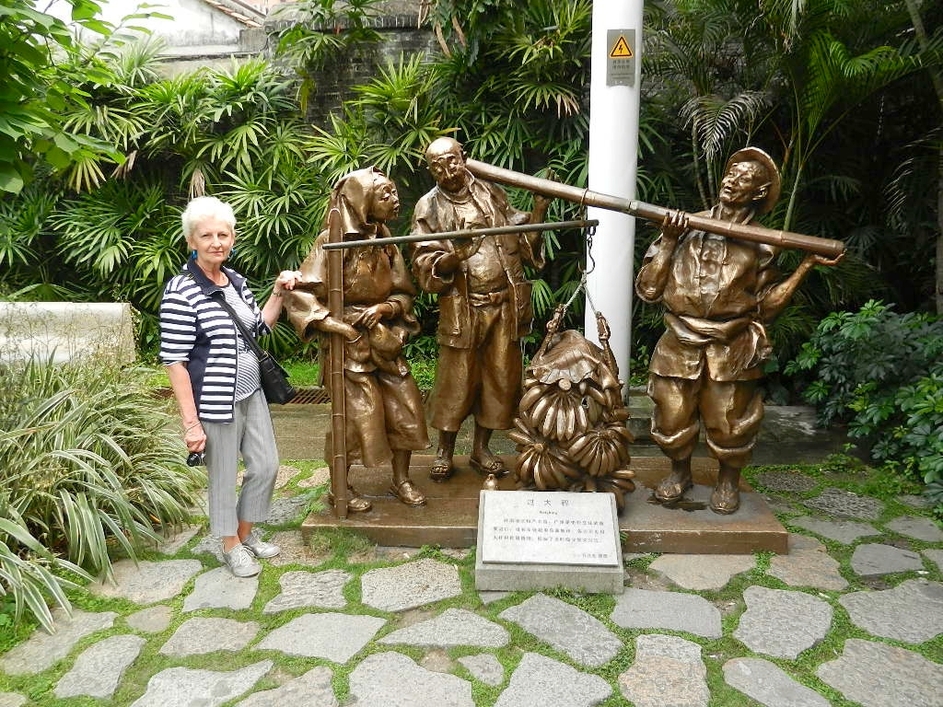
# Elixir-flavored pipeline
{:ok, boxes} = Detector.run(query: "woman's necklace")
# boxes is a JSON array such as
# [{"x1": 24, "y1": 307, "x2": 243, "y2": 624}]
[{"x1": 196, "y1": 262, "x2": 229, "y2": 287}]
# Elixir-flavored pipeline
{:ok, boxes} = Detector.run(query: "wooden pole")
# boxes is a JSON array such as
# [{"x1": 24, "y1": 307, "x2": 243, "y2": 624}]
[
  {"x1": 321, "y1": 220, "x2": 599, "y2": 250},
  {"x1": 326, "y1": 208, "x2": 349, "y2": 519},
  {"x1": 466, "y1": 159, "x2": 846, "y2": 259}
]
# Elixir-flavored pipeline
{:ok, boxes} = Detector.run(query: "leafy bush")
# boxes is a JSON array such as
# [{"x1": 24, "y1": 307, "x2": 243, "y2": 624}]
[
  {"x1": 785, "y1": 300, "x2": 943, "y2": 509},
  {"x1": 0, "y1": 355, "x2": 203, "y2": 631}
]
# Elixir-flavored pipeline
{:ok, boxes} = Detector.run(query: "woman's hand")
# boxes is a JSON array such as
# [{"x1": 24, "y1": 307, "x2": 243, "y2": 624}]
[
  {"x1": 273, "y1": 270, "x2": 303, "y2": 295},
  {"x1": 183, "y1": 421, "x2": 206, "y2": 453}
]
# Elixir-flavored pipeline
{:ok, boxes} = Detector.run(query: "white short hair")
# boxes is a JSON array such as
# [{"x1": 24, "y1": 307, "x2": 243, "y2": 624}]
[{"x1": 181, "y1": 196, "x2": 236, "y2": 239}]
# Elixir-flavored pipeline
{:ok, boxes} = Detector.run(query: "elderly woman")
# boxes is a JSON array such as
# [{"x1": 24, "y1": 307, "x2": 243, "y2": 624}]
[
  {"x1": 160, "y1": 196, "x2": 295, "y2": 577},
  {"x1": 282, "y1": 167, "x2": 429, "y2": 511}
]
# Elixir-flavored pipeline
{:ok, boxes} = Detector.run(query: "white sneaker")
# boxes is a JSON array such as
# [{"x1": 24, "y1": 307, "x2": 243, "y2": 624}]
[
  {"x1": 242, "y1": 532, "x2": 280, "y2": 559},
  {"x1": 223, "y1": 543, "x2": 261, "y2": 577}
]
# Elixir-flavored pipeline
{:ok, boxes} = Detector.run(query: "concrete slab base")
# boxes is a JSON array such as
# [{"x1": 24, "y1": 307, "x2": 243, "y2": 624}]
[
  {"x1": 475, "y1": 491, "x2": 625, "y2": 594},
  {"x1": 299, "y1": 455, "x2": 788, "y2": 554}
]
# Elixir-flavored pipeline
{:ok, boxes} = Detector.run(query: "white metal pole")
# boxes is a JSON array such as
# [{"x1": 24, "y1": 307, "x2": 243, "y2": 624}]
[{"x1": 585, "y1": 0, "x2": 643, "y2": 398}]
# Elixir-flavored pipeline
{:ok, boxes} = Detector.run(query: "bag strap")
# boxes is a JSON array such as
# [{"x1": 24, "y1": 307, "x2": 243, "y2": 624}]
[{"x1": 212, "y1": 291, "x2": 268, "y2": 360}]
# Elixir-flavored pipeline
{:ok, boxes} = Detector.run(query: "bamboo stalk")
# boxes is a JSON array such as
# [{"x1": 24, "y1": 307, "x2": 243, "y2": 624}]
[
  {"x1": 326, "y1": 208, "x2": 349, "y2": 519},
  {"x1": 321, "y1": 219, "x2": 599, "y2": 250},
  {"x1": 465, "y1": 159, "x2": 846, "y2": 258}
]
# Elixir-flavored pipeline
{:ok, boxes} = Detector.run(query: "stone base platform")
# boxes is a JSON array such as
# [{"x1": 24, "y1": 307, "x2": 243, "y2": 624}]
[{"x1": 300, "y1": 455, "x2": 788, "y2": 554}]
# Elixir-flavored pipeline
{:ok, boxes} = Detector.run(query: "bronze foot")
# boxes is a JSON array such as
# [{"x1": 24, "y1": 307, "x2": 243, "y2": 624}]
[
  {"x1": 469, "y1": 453, "x2": 509, "y2": 478},
  {"x1": 709, "y1": 482, "x2": 740, "y2": 514},
  {"x1": 390, "y1": 478, "x2": 426, "y2": 506},
  {"x1": 429, "y1": 453, "x2": 454, "y2": 482},
  {"x1": 327, "y1": 486, "x2": 372, "y2": 513},
  {"x1": 654, "y1": 472, "x2": 693, "y2": 502}
]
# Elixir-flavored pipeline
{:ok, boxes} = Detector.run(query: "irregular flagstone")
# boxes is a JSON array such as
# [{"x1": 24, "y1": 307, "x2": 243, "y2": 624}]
[
  {"x1": 88, "y1": 559, "x2": 203, "y2": 604},
  {"x1": 886, "y1": 515, "x2": 943, "y2": 542},
  {"x1": 54, "y1": 634, "x2": 146, "y2": 699},
  {"x1": 610, "y1": 588, "x2": 722, "y2": 638},
  {"x1": 755, "y1": 469, "x2": 818, "y2": 493},
  {"x1": 817, "y1": 638, "x2": 943, "y2": 707},
  {"x1": 125, "y1": 605, "x2": 173, "y2": 634},
  {"x1": 0, "y1": 693, "x2": 26, "y2": 707},
  {"x1": 850, "y1": 543, "x2": 923, "y2": 576},
  {"x1": 154, "y1": 524, "x2": 201, "y2": 555},
  {"x1": 295, "y1": 466, "x2": 330, "y2": 489},
  {"x1": 235, "y1": 666, "x2": 337, "y2": 707},
  {"x1": 495, "y1": 652, "x2": 612, "y2": 707},
  {"x1": 457, "y1": 654, "x2": 505, "y2": 687},
  {"x1": 618, "y1": 634, "x2": 709, "y2": 707},
  {"x1": 789, "y1": 515, "x2": 879, "y2": 544},
  {"x1": 379, "y1": 608, "x2": 509, "y2": 648},
  {"x1": 479, "y1": 590, "x2": 510, "y2": 605},
  {"x1": 733, "y1": 586, "x2": 832, "y2": 659},
  {"x1": 183, "y1": 567, "x2": 259, "y2": 612},
  {"x1": 130, "y1": 660, "x2": 272, "y2": 707},
  {"x1": 724, "y1": 657, "x2": 829, "y2": 707},
  {"x1": 769, "y1": 533, "x2": 847, "y2": 590},
  {"x1": 649, "y1": 553, "x2": 755, "y2": 591},
  {"x1": 0, "y1": 608, "x2": 117, "y2": 676},
  {"x1": 803, "y1": 488, "x2": 883, "y2": 520},
  {"x1": 839, "y1": 579, "x2": 943, "y2": 643},
  {"x1": 499, "y1": 593, "x2": 623, "y2": 668},
  {"x1": 256, "y1": 612, "x2": 385, "y2": 663},
  {"x1": 262, "y1": 569, "x2": 350, "y2": 613},
  {"x1": 159, "y1": 617, "x2": 260, "y2": 657},
  {"x1": 923, "y1": 548, "x2": 943, "y2": 573},
  {"x1": 192, "y1": 534, "x2": 225, "y2": 562},
  {"x1": 265, "y1": 496, "x2": 308, "y2": 525},
  {"x1": 898, "y1": 493, "x2": 931, "y2": 509},
  {"x1": 361, "y1": 558, "x2": 462, "y2": 612},
  {"x1": 348, "y1": 651, "x2": 474, "y2": 707}
]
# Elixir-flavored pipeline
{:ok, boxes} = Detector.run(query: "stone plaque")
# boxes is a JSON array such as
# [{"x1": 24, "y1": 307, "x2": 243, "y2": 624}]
[{"x1": 479, "y1": 491, "x2": 621, "y2": 567}]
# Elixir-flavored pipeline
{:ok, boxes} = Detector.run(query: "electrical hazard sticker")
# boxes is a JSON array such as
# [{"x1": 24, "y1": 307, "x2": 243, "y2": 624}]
[{"x1": 609, "y1": 35, "x2": 633, "y2": 59}]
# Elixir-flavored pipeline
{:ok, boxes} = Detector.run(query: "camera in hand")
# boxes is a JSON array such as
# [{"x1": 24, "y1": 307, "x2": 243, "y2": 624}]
[{"x1": 186, "y1": 452, "x2": 205, "y2": 467}]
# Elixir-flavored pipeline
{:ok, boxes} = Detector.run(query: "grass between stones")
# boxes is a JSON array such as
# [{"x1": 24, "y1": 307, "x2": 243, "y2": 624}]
[{"x1": 1, "y1": 456, "x2": 941, "y2": 706}]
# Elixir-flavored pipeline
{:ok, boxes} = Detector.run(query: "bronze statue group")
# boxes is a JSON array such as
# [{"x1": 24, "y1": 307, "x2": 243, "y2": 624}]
[{"x1": 162, "y1": 138, "x2": 842, "y2": 577}]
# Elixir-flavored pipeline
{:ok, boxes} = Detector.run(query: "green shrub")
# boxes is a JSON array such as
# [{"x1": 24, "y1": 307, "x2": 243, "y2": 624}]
[
  {"x1": 785, "y1": 300, "x2": 943, "y2": 510},
  {"x1": 0, "y1": 356, "x2": 204, "y2": 631}
]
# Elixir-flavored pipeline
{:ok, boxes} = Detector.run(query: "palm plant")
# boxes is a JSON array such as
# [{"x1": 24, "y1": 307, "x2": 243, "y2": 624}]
[{"x1": 0, "y1": 356, "x2": 203, "y2": 631}]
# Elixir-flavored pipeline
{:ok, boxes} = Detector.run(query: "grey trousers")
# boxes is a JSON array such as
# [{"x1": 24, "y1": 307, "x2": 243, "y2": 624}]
[{"x1": 202, "y1": 389, "x2": 279, "y2": 537}]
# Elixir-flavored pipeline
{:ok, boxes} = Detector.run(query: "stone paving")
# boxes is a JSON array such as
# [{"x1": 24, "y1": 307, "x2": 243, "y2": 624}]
[{"x1": 1, "y1": 461, "x2": 942, "y2": 706}]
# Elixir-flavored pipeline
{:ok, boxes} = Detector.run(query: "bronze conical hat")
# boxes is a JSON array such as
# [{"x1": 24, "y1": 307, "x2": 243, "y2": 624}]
[{"x1": 725, "y1": 147, "x2": 781, "y2": 216}]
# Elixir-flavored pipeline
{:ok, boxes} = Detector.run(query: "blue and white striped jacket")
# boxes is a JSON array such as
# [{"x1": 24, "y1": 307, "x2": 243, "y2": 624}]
[{"x1": 159, "y1": 260, "x2": 270, "y2": 422}]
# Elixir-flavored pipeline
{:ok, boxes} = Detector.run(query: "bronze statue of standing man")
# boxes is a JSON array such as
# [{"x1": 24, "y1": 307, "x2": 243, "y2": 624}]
[
  {"x1": 635, "y1": 147, "x2": 842, "y2": 514},
  {"x1": 410, "y1": 137, "x2": 549, "y2": 482}
]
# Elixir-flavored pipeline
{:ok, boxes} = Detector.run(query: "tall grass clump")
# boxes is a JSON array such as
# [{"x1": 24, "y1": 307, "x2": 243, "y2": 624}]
[{"x1": 0, "y1": 355, "x2": 203, "y2": 631}]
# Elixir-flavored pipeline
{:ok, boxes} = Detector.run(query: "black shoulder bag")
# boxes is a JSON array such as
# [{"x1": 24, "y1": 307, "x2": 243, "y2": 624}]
[{"x1": 214, "y1": 294, "x2": 296, "y2": 405}]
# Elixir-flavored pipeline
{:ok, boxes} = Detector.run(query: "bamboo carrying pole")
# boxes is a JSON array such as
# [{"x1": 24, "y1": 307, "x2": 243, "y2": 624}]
[
  {"x1": 326, "y1": 208, "x2": 349, "y2": 519},
  {"x1": 321, "y1": 219, "x2": 600, "y2": 250},
  {"x1": 465, "y1": 159, "x2": 846, "y2": 259}
]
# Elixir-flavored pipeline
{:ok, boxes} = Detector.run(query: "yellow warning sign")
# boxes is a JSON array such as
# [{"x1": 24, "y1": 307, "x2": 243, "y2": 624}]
[{"x1": 610, "y1": 35, "x2": 633, "y2": 59}]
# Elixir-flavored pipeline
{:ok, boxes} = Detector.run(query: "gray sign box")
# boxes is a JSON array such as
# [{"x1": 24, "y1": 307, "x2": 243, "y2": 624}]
[
  {"x1": 475, "y1": 491, "x2": 624, "y2": 594},
  {"x1": 607, "y1": 28, "x2": 636, "y2": 87}
]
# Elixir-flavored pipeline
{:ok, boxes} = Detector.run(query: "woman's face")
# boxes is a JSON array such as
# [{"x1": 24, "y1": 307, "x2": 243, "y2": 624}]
[
  {"x1": 369, "y1": 179, "x2": 400, "y2": 223},
  {"x1": 188, "y1": 217, "x2": 234, "y2": 267}
]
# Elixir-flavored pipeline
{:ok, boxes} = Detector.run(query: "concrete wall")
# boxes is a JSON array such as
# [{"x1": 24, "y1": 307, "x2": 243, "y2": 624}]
[{"x1": 0, "y1": 303, "x2": 136, "y2": 365}]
